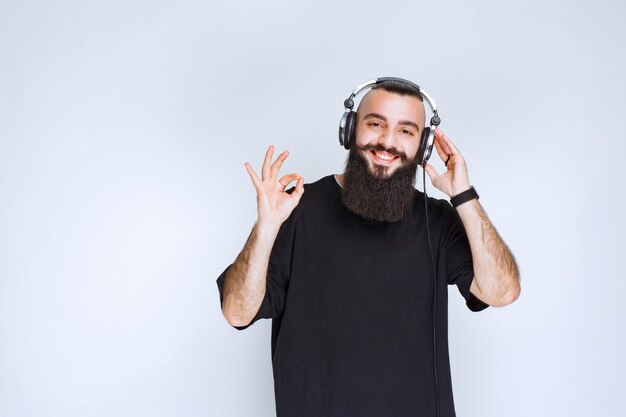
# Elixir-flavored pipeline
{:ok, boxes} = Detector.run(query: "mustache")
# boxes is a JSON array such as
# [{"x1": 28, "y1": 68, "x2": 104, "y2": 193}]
[{"x1": 353, "y1": 143, "x2": 411, "y2": 163}]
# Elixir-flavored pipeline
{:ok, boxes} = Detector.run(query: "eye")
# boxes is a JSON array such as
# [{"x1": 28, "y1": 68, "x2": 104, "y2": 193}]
[
  {"x1": 401, "y1": 129, "x2": 414, "y2": 136},
  {"x1": 368, "y1": 122, "x2": 381, "y2": 128}
]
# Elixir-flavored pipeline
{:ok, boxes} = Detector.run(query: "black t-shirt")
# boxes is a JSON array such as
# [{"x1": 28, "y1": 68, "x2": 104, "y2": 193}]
[{"x1": 216, "y1": 174, "x2": 489, "y2": 417}]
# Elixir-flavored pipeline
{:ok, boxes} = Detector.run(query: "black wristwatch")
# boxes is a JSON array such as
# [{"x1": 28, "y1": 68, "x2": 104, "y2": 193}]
[{"x1": 450, "y1": 186, "x2": 479, "y2": 208}]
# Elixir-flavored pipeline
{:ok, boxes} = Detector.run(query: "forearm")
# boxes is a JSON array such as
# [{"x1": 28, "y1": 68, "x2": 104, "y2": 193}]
[
  {"x1": 455, "y1": 199, "x2": 520, "y2": 306},
  {"x1": 221, "y1": 222, "x2": 281, "y2": 326}
]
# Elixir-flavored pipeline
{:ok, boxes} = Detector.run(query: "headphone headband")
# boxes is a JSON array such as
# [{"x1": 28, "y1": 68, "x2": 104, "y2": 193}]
[{"x1": 343, "y1": 77, "x2": 439, "y2": 122}]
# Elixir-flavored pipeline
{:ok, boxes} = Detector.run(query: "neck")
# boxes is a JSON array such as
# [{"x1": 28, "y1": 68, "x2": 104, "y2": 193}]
[{"x1": 334, "y1": 173, "x2": 345, "y2": 188}]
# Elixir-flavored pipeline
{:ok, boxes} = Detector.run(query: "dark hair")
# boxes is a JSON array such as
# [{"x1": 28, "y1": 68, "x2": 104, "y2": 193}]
[{"x1": 370, "y1": 80, "x2": 423, "y2": 102}]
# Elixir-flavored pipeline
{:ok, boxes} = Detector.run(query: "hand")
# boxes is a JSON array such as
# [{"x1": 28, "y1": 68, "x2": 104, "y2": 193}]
[
  {"x1": 244, "y1": 145, "x2": 304, "y2": 228},
  {"x1": 423, "y1": 128, "x2": 471, "y2": 197}
]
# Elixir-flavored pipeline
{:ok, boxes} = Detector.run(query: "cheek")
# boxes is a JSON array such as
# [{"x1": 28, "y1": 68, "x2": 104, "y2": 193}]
[
  {"x1": 354, "y1": 125, "x2": 375, "y2": 146},
  {"x1": 402, "y1": 140, "x2": 420, "y2": 160}
]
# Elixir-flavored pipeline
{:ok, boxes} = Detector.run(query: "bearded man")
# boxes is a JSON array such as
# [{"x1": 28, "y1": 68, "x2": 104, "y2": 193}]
[{"x1": 216, "y1": 79, "x2": 521, "y2": 417}]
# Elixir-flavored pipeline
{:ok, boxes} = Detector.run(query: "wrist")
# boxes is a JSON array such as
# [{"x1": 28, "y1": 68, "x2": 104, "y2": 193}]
[
  {"x1": 450, "y1": 183, "x2": 471, "y2": 198},
  {"x1": 255, "y1": 219, "x2": 282, "y2": 237}
]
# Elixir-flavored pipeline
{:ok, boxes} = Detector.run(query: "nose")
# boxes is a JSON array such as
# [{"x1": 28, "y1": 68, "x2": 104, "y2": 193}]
[{"x1": 377, "y1": 128, "x2": 398, "y2": 151}]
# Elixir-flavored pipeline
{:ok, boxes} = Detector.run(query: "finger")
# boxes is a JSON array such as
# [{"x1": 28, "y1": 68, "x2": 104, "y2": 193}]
[
  {"x1": 290, "y1": 177, "x2": 305, "y2": 201},
  {"x1": 435, "y1": 133, "x2": 454, "y2": 156},
  {"x1": 434, "y1": 126, "x2": 448, "y2": 141},
  {"x1": 436, "y1": 128, "x2": 461, "y2": 155},
  {"x1": 433, "y1": 136, "x2": 448, "y2": 161},
  {"x1": 434, "y1": 128, "x2": 451, "y2": 152},
  {"x1": 423, "y1": 163, "x2": 439, "y2": 182},
  {"x1": 434, "y1": 139, "x2": 454, "y2": 169},
  {"x1": 278, "y1": 173, "x2": 299, "y2": 188},
  {"x1": 270, "y1": 150, "x2": 289, "y2": 179},
  {"x1": 244, "y1": 162, "x2": 261, "y2": 189},
  {"x1": 434, "y1": 127, "x2": 445, "y2": 141},
  {"x1": 261, "y1": 145, "x2": 274, "y2": 181}
]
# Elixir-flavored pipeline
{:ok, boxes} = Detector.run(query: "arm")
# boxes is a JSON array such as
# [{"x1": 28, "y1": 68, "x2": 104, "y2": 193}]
[
  {"x1": 424, "y1": 128, "x2": 521, "y2": 307},
  {"x1": 455, "y1": 199, "x2": 520, "y2": 307},
  {"x1": 221, "y1": 222, "x2": 281, "y2": 327},
  {"x1": 221, "y1": 145, "x2": 304, "y2": 327}
]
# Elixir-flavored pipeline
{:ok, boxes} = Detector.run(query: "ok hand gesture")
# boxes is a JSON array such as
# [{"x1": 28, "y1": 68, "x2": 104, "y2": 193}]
[{"x1": 244, "y1": 145, "x2": 305, "y2": 228}]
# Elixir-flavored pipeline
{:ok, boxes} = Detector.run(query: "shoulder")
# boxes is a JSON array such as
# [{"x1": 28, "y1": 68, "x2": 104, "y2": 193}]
[
  {"x1": 288, "y1": 174, "x2": 336, "y2": 202},
  {"x1": 412, "y1": 188, "x2": 456, "y2": 221},
  {"x1": 410, "y1": 190, "x2": 465, "y2": 248},
  {"x1": 285, "y1": 174, "x2": 338, "y2": 217},
  {"x1": 304, "y1": 174, "x2": 337, "y2": 195}
]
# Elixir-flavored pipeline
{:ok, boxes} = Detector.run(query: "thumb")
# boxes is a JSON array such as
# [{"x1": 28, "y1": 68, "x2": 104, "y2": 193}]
[{"x1": 423, "y1": 163, "x2": 438, "y2": 182}]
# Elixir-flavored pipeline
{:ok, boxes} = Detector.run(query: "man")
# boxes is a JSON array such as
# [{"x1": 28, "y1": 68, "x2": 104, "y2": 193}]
[{"x1": 216, "y1": 80, "x2": 520, "y2": 417}]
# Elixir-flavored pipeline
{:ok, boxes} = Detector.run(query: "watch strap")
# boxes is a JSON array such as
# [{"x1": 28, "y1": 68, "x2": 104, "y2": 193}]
[{"x1": 450, "y1": 186, "x2": 479, "y2": 208}]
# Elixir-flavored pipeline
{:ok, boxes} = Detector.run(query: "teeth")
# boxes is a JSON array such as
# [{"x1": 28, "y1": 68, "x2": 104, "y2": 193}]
[{"x1": 374, "y1": 151, "x2": 395, "y2": 161}]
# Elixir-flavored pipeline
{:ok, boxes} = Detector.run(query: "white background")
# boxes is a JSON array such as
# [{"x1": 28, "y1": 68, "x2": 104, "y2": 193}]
[{"x1": 1, "y1": 0, "x2": 624, "y2": 416}]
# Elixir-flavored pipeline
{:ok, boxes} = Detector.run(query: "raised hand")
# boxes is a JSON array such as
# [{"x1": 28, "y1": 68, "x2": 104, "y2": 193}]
[
  {"x1": 423, "y1": 128, "x2": 472, "y2": 197},
  {"x1": 244, "y1": 145, "x2": 304, "y2": 228}
]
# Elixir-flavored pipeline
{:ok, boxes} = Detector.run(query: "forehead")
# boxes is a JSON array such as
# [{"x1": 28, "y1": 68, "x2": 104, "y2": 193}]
[{"x1": 357, "y1": 89, "x2": 425, "y2": 126}]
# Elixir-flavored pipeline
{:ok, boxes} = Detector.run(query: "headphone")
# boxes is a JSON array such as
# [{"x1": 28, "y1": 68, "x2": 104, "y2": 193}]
[
  {"x1": 338, "y1": 76, "x2": 441, "y2": 166},
  {"x1": 338, "y1": 77, "x2": 443, "y2": 417}
]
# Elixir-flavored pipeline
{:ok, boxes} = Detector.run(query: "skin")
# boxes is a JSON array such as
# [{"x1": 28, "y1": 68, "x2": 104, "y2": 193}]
[
  {"x1": 221, "y1": 89, "x2": 520, "y2": 327},
  {"x1": 221, "y1": 146, "x2": 304, "y2": 326},
  {"x1": 346, "y1": 89, "x2": 426, "y2": 178}
]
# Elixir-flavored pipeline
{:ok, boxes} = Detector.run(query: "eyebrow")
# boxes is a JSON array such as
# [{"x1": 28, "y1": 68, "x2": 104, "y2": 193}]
[{"x1": 362, "y1": 112, "x2": 420, "y2": 133}]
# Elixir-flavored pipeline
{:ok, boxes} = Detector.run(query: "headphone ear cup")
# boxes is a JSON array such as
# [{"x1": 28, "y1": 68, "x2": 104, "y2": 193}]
[
  {"x1": 339, "y1": 111, "x2": 354, "y2": 149},
  {"x1": 416, "y1": 126, "x2": 434, "y2": 165},
  {"x1": 344, "y1": 111, "x2": 356, "y2": 150}
]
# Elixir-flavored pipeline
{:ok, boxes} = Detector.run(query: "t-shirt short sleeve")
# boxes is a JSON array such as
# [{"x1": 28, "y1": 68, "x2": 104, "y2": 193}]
[
  {"x1": 216, "y1": 213, "x2": 296, "y2": 330},
  {"x1": 441, "y1": 199, "x2": 489, "y2": 312}
]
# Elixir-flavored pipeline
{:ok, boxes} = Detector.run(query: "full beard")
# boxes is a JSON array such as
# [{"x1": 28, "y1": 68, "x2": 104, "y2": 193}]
[{"x1": 340, "y1": 144, "x2": 419, "y2": 223}]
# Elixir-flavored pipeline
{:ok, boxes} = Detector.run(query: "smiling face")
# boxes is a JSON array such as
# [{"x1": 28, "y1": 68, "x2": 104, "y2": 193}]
[{"x1": 353, "y1": 89, "x2": 426, "y2": 178}]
